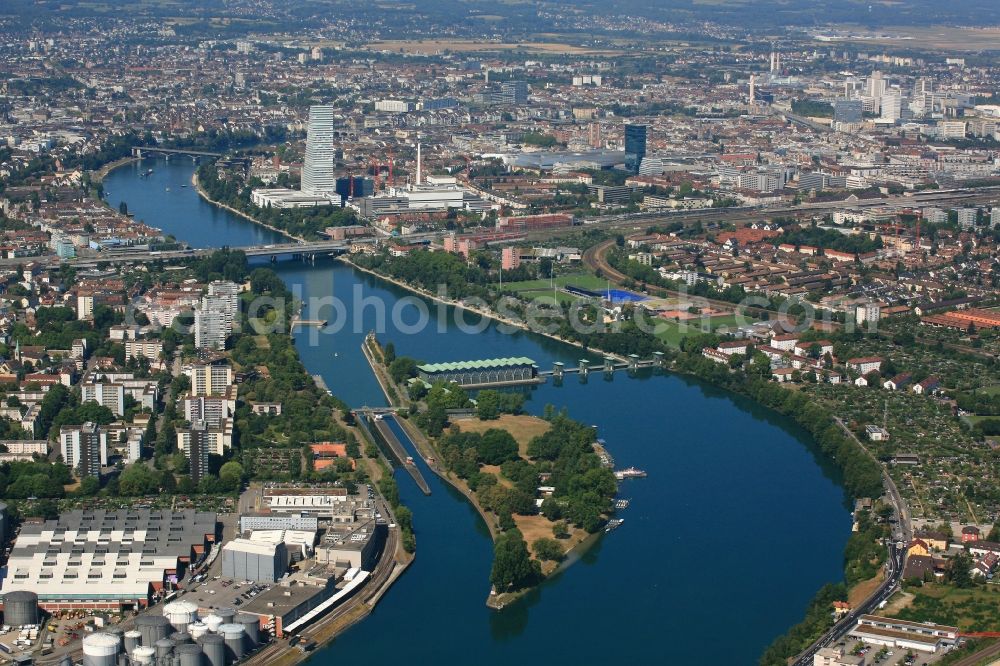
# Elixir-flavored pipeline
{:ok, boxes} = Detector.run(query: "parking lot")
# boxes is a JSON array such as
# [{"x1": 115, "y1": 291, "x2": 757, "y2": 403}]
[
  {"x1": 179, "y1": 576, "x2": 276, "y2": 615},
  {"x1": 849, "y1": 641, "x2": 953, "y2": 666}
]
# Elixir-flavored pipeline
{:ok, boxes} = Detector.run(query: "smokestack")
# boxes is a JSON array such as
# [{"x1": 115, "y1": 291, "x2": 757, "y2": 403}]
[
  {"x1": 749, "y1": 74, "x2": 756, "y2": 105},
  {"x1": 416, "y1": 143, "x2": 422, "y2": 185}
]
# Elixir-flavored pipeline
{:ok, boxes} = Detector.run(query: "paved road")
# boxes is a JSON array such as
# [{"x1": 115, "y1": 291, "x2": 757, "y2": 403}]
[{"x1": 791, "y1": 421, "x2": 912, "y2": 666}]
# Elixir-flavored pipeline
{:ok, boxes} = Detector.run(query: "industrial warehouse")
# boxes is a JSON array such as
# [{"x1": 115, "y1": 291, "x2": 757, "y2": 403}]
[
  {"x1": 184, "y1": 491, "x2": 386, "y2": 638},
  {"x1": 0, "y1": 510, "x2": 218, "y2": 611}
]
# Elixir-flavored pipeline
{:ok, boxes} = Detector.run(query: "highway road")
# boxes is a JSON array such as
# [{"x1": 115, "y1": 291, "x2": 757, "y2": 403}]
[{"x1": 791, "y1": 420, "x2": 913, "y2": 666}]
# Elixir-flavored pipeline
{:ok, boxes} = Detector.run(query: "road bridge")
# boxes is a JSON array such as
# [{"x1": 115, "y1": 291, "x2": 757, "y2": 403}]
[
  {"x1": 131, "y1": 146, "x2": 223, "y2": 159},
  {"x1": 26, "y1": 239, "x2": 360, "y2": 269}
]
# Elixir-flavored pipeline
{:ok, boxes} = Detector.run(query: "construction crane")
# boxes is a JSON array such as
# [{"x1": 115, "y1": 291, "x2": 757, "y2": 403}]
[{"x1": 387, "y1": 149, "x2": 395, "y2": 187}]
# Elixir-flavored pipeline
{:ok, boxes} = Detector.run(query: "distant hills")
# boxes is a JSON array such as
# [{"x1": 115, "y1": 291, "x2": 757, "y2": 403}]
[{"x1": 2, "y1": 0, "x2": 998, "y2": 34}]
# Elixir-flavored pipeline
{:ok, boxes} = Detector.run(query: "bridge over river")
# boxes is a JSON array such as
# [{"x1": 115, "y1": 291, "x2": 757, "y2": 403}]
[
  {"x1": 0, "y1": 239, "x2": 363, "y2": 269},
  {"x1": 131, "y1": 146, "x2": 223, "y2": 159}
]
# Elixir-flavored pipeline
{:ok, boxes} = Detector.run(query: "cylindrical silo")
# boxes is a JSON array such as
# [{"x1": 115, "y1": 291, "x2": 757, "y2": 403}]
[
  {"x1": 172, "y1": 632, "x2": 192, "y2": 645},
  {"x1": 124, "y1": 630, "x2": 142, "y2": 655},
  {"x1": 82, "y1": 632, "x2": 121, "y2": 666},
  {"x1": 131, "y1": 646, "x2": 156, "y2": 665},
  {"x1": 137, "y1": 615, "x2": 172, "y2": 647},
  {"x1": 154, "y1": 638, "x2": 175, "y2": 662},
  {"x1": 187, "y1": 622, "x2": 208, "y2": 640},
  {"x1": 235, "y1": 614, "x2": 259, "y2": 647},
  {"x1": 198, "y1": 634, "x2": 225, "y2": 666},
  {"x1": 176, "y1": 643, "x2": 204, "y2": 666},
  {"x1": 3, "y1": 590, "x2": 39, "y2": 626},
  {"x1": 163, "y1": 600, "x2": 199, "y2": 632},
  {"x1": 201, "y1": 614, "x2": 223, "y2": 634},
  {"x1": 218, "y1": 624, "x2": 245, "y2": 662},
  {"x1": 215, "y1": 608, "x2": 235, "y2": 625}
]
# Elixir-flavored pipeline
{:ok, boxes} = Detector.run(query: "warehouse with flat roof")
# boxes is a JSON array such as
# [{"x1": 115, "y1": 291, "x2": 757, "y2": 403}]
[
  {"x1": 848, "y1": 614, "x2": 959, "y2": 653},
  {"x1": 221, "y1": 538, "x2": 289, "y2": 583},
  {"x1": 0, "y1": 509, "x2": 217, "y2": 611}
]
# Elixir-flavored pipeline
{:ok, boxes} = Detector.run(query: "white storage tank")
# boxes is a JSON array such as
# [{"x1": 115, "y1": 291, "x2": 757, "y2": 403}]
[
  {"x1": 218, "y1": 623, "x2": 246, "y2": 662},
  {"x1": 202, "y1": 614, "x2": 223, "y2": 633},
  {"x1": 82, "y1": 632, "x2": 121, "y2": 666},
  {"x1": 164, "y1": 600, "x2": 199, "y2": 631},
  {"x1": 124, "y1": 630, "x2": 142, "y2": 655},
  {"x1": 187, "y1": 622, "x2": 209, "y2": 640},
  {"x1": 131, "y1": 645, "x2": 156, "y2": 665}
]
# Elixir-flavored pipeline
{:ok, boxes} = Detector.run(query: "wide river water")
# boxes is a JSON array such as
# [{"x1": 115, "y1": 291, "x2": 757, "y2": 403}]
[{"x1": 106, "y1": 159, "x2": 852, "y2": 665}]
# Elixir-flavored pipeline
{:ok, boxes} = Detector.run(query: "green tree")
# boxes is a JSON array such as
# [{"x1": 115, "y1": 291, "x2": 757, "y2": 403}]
[
  {"x1": 476, "y1": 390, "x2": 500, "y2": 420},
  {"x1": 532, "y1": 538, "x2": 564, "y2": 562},
  {"x1": 949, "y1": 553, "x2": 975, "y2": 589},
  {"x1": 219, "y1": 461, "x2": 244, "y2": 491},
  {"x1": 389, "y1": 357, "x2": 418, "y2": 384},
  {"x1": 490, "y1": 530, "x2": 539, "y2": 591},
  {"x1": 540, "y1": 496, "x2": 563, "y2": 521}
]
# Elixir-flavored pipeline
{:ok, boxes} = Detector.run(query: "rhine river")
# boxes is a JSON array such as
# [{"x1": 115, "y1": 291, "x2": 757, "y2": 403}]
[{"x1": 106, "y1": 159, "x2": 852, "y2": 665}]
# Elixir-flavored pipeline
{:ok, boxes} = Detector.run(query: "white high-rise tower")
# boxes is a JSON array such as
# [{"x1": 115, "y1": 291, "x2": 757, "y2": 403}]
[
  {"x1": 301, "y1": 105, "x2": 336, "y2": 195},
  {"x1": 416, "y1": 143, "x2": 422, "y2": 185}
]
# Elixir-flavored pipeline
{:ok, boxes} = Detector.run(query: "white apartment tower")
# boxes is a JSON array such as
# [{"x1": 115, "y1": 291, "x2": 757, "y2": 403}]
[
  {"x1": 81, "y1": 380, "x2": 126, "y2": 416},
  {"x1": 866, "y1": 70, "x2": 886, "y2": 99},
  {"x1": 207, "y1": 280, "x2": 239, "y2": 330},
  {"x1": 60, "y1": 422, "x2": 108, "y2": 478},
  {"x1": 194, "y1": 308, "x2": 227, "y2": 350},
  {"x1": 301, "y1": 105, "x2": 336, "y2": 195},
  {"x1": 187, "y1": 362, "x2": 234, "y2": 397},
  {"x1": 880, "y1": 91, "x2": 902, "y2": 121}
]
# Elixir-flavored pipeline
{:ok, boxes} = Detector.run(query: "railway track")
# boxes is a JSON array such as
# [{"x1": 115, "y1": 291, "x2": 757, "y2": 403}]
[
  {"x1": 582, "y1": 239, "x2": 797, "y2": 324},
  {"x1": 243, "y1": 508, "x2": 403, "y2": 665}
]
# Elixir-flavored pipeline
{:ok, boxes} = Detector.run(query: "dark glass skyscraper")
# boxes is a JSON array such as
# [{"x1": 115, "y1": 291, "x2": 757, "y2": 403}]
[{"x1": 624, "y1": 123, "x2": 647, "y2": 173}]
